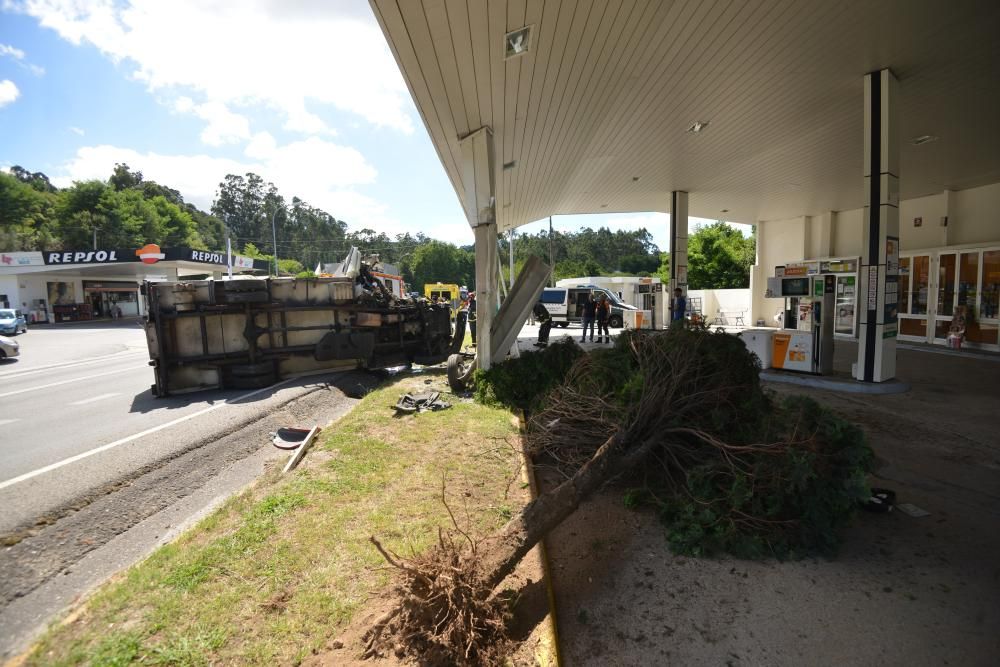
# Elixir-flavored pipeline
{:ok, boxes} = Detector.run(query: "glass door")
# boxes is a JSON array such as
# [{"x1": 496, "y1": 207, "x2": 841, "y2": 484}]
[
  {"x1": 834, "y1": 275, "x2": 856, "y2": 335},
  {"x1": 933, "y1": 253, "x2": 957, "y2": 341},
  {"x1": 899, "y1": 254, "x2": 931, "y2": 340}
]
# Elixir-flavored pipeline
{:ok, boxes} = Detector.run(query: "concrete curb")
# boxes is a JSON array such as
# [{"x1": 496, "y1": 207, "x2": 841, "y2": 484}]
[{"x1": 761, "y1": 371, "x2": 911, "y2": 394}]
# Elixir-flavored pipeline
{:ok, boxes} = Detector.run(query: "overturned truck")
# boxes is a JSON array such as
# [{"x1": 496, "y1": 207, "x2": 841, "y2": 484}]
[{"x1": 144, "y1": 248, "x2": 463, "y2": 396}]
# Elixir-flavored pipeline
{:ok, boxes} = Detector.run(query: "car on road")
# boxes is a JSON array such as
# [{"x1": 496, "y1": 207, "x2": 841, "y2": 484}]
[
  {"x1": 0, "y1": 334, "x2": 20, "y2": 360},
  {"x1": 0, "y1": 309, "x2": 28, "y2": 335}
]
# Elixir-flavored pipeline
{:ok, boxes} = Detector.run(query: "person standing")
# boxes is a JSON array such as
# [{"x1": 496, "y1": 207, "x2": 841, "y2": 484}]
[
  {"x1": 595, "y1": 294, "x2": 611, "y2": 343},
  {"x1": 467, "y1": 291, "x2": 477, "y2": 345},
  {"x1": 671, "y1": 288, "x2": 687, "y2": 325},
  {"x1": 581, "y1": 293, "x2": 597, "y2": 342},
  {"x1": 532, "y1": 301, "x2": 552, "y2": 347}
]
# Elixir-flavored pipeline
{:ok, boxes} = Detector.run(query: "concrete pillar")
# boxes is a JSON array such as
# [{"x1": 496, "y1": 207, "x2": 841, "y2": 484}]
[
  {"x1": 669, "y1": 190, "x2": 689, "y2": 305},
  {"x1": 817, "y1": 211, "x2": 835, "y2": 257},
  {"x1": 460, "y1": 126, "x2": 497, "y2": 368},
  {"x1": 474, "y1": 222, "x2": 498, "y2": 369},
  {"x1": 941, "y1": 189, "x2": 954, "y2": 246},
  {"x1": 856, "y1": 69, "x2": 899, "y2": 383}
]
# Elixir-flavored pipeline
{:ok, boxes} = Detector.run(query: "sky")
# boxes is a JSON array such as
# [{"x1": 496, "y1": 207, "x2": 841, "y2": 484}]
[{"x1": 0, "y1": 0, "x2": 742, "y2": 254}]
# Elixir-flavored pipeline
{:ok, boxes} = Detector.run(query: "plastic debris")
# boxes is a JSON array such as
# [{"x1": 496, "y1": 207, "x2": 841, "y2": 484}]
[{"x1": 394, "y1": 391, "x2": 451, "y2": 414}]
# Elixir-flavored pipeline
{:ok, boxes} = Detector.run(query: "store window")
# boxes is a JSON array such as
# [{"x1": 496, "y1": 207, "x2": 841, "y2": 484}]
[
  {"x1": 937, "y1": 254, "x2": 956, "y2": 317},
  {"x1": 899, "y1": 257, "x2": 911, "y2": 314},
  {"x1": 911, "y1": 256, "x2": 930, "y2": 315},
  {"x1": 958, "y1": 252, "x2": 979, "y2": 309},
  {"x1": 982, "y1": 251, "x2": 1000, "y2": 320}
]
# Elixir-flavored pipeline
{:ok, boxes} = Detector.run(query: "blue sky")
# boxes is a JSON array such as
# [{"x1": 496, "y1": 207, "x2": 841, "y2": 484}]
[{"x1": 0, "y1": 0, "x2": 738, "y2": 253}]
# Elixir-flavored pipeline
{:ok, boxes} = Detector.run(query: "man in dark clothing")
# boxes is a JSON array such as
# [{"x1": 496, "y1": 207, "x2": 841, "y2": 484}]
[
  {"x1": 532, "y1": 301, "x2": 552, "y2": 347},
  {"x1": 595, "y1": 295, "x2": 611, "y2": 343},
  {"x1": 467, "y1": 292, "x2": 477, "y2": 345},
  {"x1": 671, "y1": 288, "x2": 687, "y2": 324},
  {"x1": 581, "y1": 293, "x2": 597, "y2": 342}
]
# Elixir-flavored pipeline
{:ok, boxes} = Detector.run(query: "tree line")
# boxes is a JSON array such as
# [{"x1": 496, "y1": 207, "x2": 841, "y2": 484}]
[{"x1": 1, "y1": 164, "x2": 753, "y2": 290}]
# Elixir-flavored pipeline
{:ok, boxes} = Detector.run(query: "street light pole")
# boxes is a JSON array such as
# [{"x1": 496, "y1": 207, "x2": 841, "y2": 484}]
[{"x1": 271, "y1": 206, "x2": 279, "y2": 276}]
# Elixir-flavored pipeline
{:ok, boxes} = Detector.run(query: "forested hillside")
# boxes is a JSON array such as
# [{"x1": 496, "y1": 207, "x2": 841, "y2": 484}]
[{"x1": 0, "y1": 164, "x2": 752, "y2": 289}]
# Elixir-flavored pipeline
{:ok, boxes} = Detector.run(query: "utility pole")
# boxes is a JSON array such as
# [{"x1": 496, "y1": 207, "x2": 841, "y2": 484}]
[
  {"x1": 271, "y1": 206, "x2": 280, "y2": 276},
  {"x1": 509, "y1": 229, "x2": 515, "y2": 288},
  {"x1": 548, "y1": 216, "x2": 555, "y2": 286}
]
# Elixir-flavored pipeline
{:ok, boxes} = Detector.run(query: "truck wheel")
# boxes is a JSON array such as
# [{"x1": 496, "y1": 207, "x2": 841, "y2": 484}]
[
  {"x1": 447, "y1": 353, "x2": 476, "y2": 392},
  {"x1": 609, "y1": 315, "x2": 623, "y2": 328}
]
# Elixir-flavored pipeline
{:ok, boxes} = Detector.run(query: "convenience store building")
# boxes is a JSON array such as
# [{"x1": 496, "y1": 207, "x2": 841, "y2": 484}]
[{"x1": 0, "y1": 245, "x2": 267, "y2": 323}]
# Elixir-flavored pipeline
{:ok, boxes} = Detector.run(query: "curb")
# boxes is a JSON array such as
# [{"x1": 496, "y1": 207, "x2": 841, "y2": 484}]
[{"x1": 516, "y1": 413, "x2": 563, "y2": 667}]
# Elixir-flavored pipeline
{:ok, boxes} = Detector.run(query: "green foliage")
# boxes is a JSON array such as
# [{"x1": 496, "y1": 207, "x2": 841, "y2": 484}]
[
  {"x1": 410, "y1": 240, "x2": 475, "y2": 291},
  {"x1": 473, "y1": 339, "x2": 584, "y2": 412},
  {"x1": 686, "y1": 221, "x2": 756, "y2": 289},
  {"x1": 528, "y1": 328, "x2": 872, "y2": 559},
  {"x1": 658, "y1": 395, "x2": 872, "y2": 559}
]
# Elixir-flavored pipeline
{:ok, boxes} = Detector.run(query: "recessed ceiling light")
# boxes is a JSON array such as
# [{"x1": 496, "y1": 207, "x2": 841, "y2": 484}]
[
  {"x1": 502, "y1": 160, "x2": 517, "y2": 170},
  {"x1": 600, "y1": 204, "x2": 608, "y2": 208},
  {"x1": 721, "y1": 209, "x2": 729, "y2": 213},
  {"x1": 686, "y1": 121, "x2": 710, "y2": 134},
  {"x1": 632, "y1": 176, "x2": 640, "y2": 182},
  {"x1": 911, "y1": 135, "x2": 938, "y2": 145},
  {"x1": 504, "y1": 26, "x2": 532, "y2": 59}
]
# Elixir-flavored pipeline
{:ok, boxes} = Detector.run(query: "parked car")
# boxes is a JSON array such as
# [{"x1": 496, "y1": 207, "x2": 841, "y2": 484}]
[
  {"x1": 537, "y1": 286, "x2": 636, "y2": 328},
  {"x1": 0, "y1": 309, "x2": 28, "y2": 335},
  {"x1": 0, "y1": 334, "x2": 19, "y2": 360}
]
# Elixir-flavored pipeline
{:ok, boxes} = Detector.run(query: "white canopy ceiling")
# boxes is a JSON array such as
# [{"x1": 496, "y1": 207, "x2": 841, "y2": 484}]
[{"x1": 371, "y1": 0, "x2": 1000, "y2": 230}]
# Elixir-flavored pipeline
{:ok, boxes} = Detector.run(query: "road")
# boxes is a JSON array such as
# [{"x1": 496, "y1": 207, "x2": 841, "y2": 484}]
[{"x1": 0, "y1": 321, "x2": 373, "y2": 658}]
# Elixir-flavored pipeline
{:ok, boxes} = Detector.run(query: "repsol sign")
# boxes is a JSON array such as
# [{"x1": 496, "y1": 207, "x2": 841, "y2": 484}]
[
  {"x1": 45, "y1": 250, "x2": 122, "y2": 264},
  {"x1": 189, "y1": 250, "x2": 226, "y2": 264}
]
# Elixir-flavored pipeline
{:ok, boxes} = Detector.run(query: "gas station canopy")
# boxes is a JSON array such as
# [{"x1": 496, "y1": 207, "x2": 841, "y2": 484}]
[{"x1": 370, "y1": 0, "x2": 1000, "y2": 230}]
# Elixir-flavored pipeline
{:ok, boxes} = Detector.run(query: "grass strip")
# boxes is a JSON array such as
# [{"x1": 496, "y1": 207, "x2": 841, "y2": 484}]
[{"x1": 26, "y1": 373, "x2": 522, "y2": 666}]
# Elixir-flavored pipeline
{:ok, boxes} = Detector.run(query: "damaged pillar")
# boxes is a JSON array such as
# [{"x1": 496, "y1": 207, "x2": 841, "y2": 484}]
[
  {"x1": 856, "y1": 69, "x2": 899, "y2": 383},
  {"x1": 460, "y1": 127, "x2": 498, "y2": 369}
]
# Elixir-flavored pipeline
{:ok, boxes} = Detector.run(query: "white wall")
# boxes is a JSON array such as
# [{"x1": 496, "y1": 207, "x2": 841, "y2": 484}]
[
  {"x1": 751, "y1": 181, "x2": 1000, "y2": 325},
  {"x1": 0, "y1": 275, "x2": 20, "y2": 310},
  {"x1": 953, "y1": 182, "x2": 1000, "y2": 246}
]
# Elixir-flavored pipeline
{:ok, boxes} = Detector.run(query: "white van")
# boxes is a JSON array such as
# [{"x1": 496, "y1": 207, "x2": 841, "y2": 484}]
[{"x1": 538, "y1": 286, "x2": 636, "y2": 328}]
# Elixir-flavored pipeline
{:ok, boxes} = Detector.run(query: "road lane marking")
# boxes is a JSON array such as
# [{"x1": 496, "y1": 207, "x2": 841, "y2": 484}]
[
  {"x1": 0, "y1": 350, "x2": 148, "y2": 379},
  {"x1": 0, "y1": 367, "x2": 148, "y2": 399},
  {"x1": 70, "y1": 393, "x2": 121, "y2": 405},
  {"x1": 0, "y1": 419, "x2": 19, "y2": 426},
  {"x1": 0, "y1": 379, "x2": 293, "y2": 491}
]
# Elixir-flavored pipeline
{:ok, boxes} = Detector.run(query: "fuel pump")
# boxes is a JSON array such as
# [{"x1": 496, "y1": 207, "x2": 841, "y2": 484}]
[{"x1": 767, "y1": 274, "x2": 835, "y2": 374}]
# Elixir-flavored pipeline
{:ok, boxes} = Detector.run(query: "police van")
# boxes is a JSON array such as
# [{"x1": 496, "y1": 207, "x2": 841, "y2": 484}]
[{"x1": 537, "y1": 286, "x2": 636, "y2": 328}]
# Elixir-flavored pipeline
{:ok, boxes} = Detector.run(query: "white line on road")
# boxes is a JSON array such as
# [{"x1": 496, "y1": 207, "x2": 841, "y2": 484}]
[
  {"x1": 0, "y1": 419, "x2": 19, "y2": 426},
  {"x1": 0, "y1": 367, "x2": 147, "y2": 399},
  {"x1": 0, "y1": 379, "x2": 293, "y2": 491},
  {"x1": 70, "y1": 393, "x2": 121, "y2": 405},
  {"x1": 0, "y1": 350, "x2": 148, "y2": 379}
]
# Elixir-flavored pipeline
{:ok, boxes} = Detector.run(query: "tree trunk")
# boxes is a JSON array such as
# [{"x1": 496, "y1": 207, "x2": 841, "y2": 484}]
[{"x1": 481, "y1": 430, "x2": 656, "y2": 590}]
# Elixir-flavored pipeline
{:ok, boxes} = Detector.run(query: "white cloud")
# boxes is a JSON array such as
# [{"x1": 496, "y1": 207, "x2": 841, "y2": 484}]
[
  {"x1": 50, "y1": 141, "x2": 409, "y2": 238},
  {"x1": 0, "y1": 41, "x2": 45, "y2": 75},
  {"x1": 69, "y1": 126, "x2": 85, "y2": 135},
  {"x1": 180, "y1": 99, "x2": 252, "y2": 147},
  {"x1": 0, "y1": 79, "x2": 20, "y2": 107},
  {"x1": 0, "y1": 43, "x2": 26, "y2": 59},
  {"x1": 14, "y1": 0, "x2": 414, "y2": 134}
]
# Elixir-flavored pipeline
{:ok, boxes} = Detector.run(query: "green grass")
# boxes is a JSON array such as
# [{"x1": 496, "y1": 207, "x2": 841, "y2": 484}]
[{"x1": 26, "y1": 373, "x2": 523, "y2": 666}]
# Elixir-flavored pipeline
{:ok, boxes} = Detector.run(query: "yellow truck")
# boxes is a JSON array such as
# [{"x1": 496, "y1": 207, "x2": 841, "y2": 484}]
[{"x1": 424, "y1": 282, "x2": 461, "y2": 305}]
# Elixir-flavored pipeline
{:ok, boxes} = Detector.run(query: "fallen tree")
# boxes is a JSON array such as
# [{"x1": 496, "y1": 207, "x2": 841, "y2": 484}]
[{"x1": 364, "y1": 328, "x2": 873, "y2": 663}]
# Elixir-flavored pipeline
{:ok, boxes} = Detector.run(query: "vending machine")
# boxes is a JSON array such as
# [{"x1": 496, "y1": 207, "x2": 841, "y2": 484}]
[{"x1": 766, "y1": 274, "x2": 835, "y2": 374}]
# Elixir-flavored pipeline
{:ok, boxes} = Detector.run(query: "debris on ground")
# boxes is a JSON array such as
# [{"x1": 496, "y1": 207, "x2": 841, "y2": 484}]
[
  {"x1": 895, "y1": 502, "x2": 931, "y2": 518},
  {"x1": 281, "y1": 426, "x2": 321, "y2": 473},
  {"x1": 393, "y1": 391, "x2": 452, "y2": 414},
  {"x1": 271, "y1": 427, "x2": 315, "y2": 450}
]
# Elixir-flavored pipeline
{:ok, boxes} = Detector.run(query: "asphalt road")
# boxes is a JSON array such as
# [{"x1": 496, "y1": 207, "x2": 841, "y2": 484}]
[{"x1": 0, "y1": 321, "x2": 374, "y2": 658}]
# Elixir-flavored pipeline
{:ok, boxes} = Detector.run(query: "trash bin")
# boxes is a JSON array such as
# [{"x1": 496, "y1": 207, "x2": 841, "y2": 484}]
[{"x1": 947, "y1": 335, "x2": 963, "y2": 350}]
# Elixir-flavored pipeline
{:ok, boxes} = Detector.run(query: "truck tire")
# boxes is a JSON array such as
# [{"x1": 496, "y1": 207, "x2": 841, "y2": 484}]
[
  {"x1": 609, "y1": 314, "x2": 623, "y2": 328},
  {"x1": 447, "y1": 353, "x2": 476, "y2": 392},
  {"x1": 224, "y1": 361, "x2": 277, "y2": 389}
]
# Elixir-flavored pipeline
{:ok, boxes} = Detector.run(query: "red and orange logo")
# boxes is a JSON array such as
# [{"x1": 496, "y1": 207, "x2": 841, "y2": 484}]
[{"x1": 136, "y1": 243, "x2": 165, "y2": 264}]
